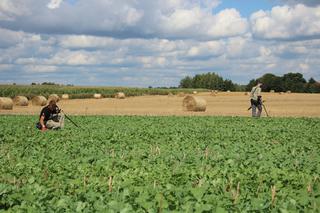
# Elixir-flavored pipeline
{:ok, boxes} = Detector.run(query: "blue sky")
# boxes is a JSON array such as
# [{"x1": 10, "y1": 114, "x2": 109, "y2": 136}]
[
  {"x1": 216, "y1": 0, "x2": 278, "y2": 17},
  {"x1": 0, "y1": 0, "x2": 319, "y2": 87}
]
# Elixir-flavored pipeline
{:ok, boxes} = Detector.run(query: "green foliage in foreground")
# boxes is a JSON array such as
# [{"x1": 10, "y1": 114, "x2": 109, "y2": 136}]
[
  {"x1": 1, "y1": 116, "x2": 320, "y2": 212},
  {"x1": 0, "y1": 85, "x2": 208, "y2": 99}
]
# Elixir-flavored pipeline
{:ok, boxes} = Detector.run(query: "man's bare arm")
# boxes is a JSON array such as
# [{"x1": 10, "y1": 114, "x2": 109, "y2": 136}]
[{"x1": 39, "y1": 115, "x2": 46, "y2": 129}]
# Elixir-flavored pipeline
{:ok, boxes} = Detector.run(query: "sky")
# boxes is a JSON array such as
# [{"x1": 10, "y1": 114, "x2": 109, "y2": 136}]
[{"x1": 0, "y1": 0, "x2": 319, "y2": 87}]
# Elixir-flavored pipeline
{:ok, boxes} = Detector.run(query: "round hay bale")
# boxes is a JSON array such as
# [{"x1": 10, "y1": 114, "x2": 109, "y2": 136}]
[
  {"x1": 93, "y1": 93, "x2": 102, "y2": 99},
  {"x1": 177, "y1": 92, "x2": 185, "y2": 97},
  {"x1": 286, "y1": 90, "x2": 291, "y2": 94},
  {"x1": 0, "y1": 97, "x2": 13, "y2": 110},
  {"x1": 227, "y1": 90, "x2": 231, "y2": 93},
  {"x1": 279, "y1": 92, "x2": 283, "y2": 95},
  {"x1": 244, "y1": 92, "x2": 249, "y2": 96},
  {"x1": 13, "y1": 96, "x2": 28, "y2": 106},
  {"x1": 193, "y1": 91, "x2": 198, "y2": 94},
  {"x1": 61, "y1": 94, "x2": 69, "y2": 100},
  {"x1": 32, "y1": 96, "x2": 47, "y2": 106},
  {"x1": 168, "y1": 92, "x2": 174, "y2": 97},
  {"x1": 270, "y1": 90, "x2": 275, "y2": 93},
  {"x1": 115, "y1": 92, "x2": 126, "y2": 99},
  {"x1": 48, "y1": 94, "x2": 60, "y2": 102},
  {"x1": 182, "y1": 95, "x2": 207, "y2": 112}
]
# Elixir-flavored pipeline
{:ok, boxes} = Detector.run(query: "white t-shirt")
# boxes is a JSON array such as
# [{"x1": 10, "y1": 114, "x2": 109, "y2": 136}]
[{"x1": 250, "y1": 86, "x2": 261, "y2": 101}]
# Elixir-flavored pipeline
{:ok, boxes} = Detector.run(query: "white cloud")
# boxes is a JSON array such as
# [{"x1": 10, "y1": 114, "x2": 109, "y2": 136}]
[
  {"x1": 0, "y1": 64, "x2": 12, "y2": 71},
  {"x1": 280, "y1": 0, "x2": 320, "y2": 6},
  {"x1": 207, "y1": 9, "x2": 248, "y2": 38},
  {"x1": 59, "y1": 35, "x2": 117, "y2": 49},
  {"x1": 47, "y1": 0, "x2": 63, "y2": 9},
  {"x1": 251, "y1": 4, "x2": 320, "y2": 40},
  {"x1": 0, "y1": 1, "x2": 320, "y2": 86},
  {"x1": 24, "y1": 65, "x2": 57, "y2": 73},
  {"x1": 0, "y1": 0, "x2": 27, "y2": 21},
  {"x1": 0, "y1": 0, "x2": 247, "y2": 40},
  {"x1": 0, "y1": 28, "x2": 25, "y2": 47}
]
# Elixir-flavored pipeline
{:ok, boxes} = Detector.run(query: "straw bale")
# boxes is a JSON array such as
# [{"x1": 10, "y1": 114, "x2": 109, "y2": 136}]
[
  {"x1": 32, "y1": 96, "x2": 47, "y2": 106},
  {"x1": 0, "y1": 97, "x2": 13, "y2": 110},
  {"x1": 61, "y1": 94, "x2": 69, "y2": 99},
  {"x1": 182, "y1": 95, "x2": 207, "y2": 112},
  {"x1": 177, "y1": 92, "x2": 185, "y2": 97},
  {"x1": 13, "y1": 96, "x2": 28, "y2": 106},
  {"x1": 48, "y1": 94, "x2": 60, "y2": 102},
  {"x1": 115, "y1": 92, "x2": 126, "y2": 99},
  {"x1": 94, "y1": 93, "x2": 102, "y2": 99}
]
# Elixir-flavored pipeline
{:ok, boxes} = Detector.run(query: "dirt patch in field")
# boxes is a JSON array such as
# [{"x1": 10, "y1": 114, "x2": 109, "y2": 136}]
[{"x1": 1, "y1": 92, "x2": 319, "y2": 117}]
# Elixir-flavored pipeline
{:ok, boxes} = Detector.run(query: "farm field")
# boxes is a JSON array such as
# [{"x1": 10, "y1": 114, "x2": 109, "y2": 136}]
[
  {"x1": 0, "y1": 85, "x2": 204, "y2": 99},
  {"x1": 0, "y1": 115, "x2": 319, "y2": 212},
  {"x1": 1, "y1": 92, "x2": 320, "y2": 117}
]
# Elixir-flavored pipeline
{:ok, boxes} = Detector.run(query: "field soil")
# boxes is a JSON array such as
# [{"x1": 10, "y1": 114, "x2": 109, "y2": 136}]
[{"x1": 1, "y1": 92, "x2": 319, "y2": 117}]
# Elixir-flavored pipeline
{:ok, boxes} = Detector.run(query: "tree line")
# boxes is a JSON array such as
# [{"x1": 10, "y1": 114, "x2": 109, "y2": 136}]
[
  {"x1": 246, "y1": 73, "x2": 320, "y2": 93},
  {"x1": 179, "y1": 72, "x2": 245, "y2": 91},
  {"x1": 179, "y1": 72, "x2": 320, "y2": 93}
]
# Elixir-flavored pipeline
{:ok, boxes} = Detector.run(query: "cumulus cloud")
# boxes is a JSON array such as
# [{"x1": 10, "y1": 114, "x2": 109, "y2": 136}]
[
  {"x1": 280, "y1": 0, "x2": 320, "y2": 6},
  {"x1": 1, "y1": 1, "x2": 320, "y2": 86},
  {"x1": 0, "y1": 0, "x2": 247, "y2": 40},
  {"x1": 251, "y1": 4, "x2": 320, "y2": 40},
  {"x1": 0, "y1": 28, "x2": 25, "y2": 48},
  {"x1": 47, "y1": 0, "x2": 63, "y2": 9},
  {"x1": 0, "y1": 64, "x2": 12, "y2": 71},
  {"x1": 24, "y1": 65, "x2": 57, "y2": 73},
  {"x1": 59, "y1": 35, "x2": 117, "y2": 49},
  {"x1": 0, "y1": 0, "x2": 28, "y2": 21}
]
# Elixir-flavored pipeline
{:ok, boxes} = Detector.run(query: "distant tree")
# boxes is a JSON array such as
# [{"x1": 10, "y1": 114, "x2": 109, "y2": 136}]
[
  {"x1": 282, "y1": 73, "x2": 306, "y2": 92},
  {"x1": 31, "y1": 82, "x2": 37, "y2": 85},
  {"x1": 245, "y1": 79, "x2": 258, "y2": 91},
  {"x1": 223, "y1": 79, "x2": 235, "y2": 91},
  {"x1": 258, "y1": 73, "x2": 284, "y2": 92},
  {"x1": 246, "y1": 72, "x2": 319, "y2": 93},
  {"x1": 179, "y1": 76, "x2": 193, "y2": 88},
  {"x1": 305, "y1": 78, "x2": 320, "y2": 93},
  {"x1": 42, "y1": 82, "x2": 57, "y2": 85},
  {"x1": 308, "y1": 78, "x2": 316, "y2": 84},
  {"x1": 179, "y1": 72, "x2": 232, "y2": 90}
]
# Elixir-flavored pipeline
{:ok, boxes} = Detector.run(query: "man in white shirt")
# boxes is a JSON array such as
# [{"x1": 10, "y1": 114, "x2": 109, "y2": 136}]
[{"x1": 250, "y1": 82, "x2": 263, "y2": 117}]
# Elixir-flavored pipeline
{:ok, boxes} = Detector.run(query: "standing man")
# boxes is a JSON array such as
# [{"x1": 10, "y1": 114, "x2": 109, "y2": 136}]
[
  {"x1": 37, "y1": 99, "x2": 65, "y2": 131},
  {"x1": 250, "y1": 82, "x2": 263, "y2": 117}
]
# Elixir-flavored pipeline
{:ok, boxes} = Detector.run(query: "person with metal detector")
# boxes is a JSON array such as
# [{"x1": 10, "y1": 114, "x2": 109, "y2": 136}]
[
  {"x1": 250, "y1": 82, "x2": 263, "y2": 117},
  {"x1": 36, "y1": 99, "x2": 65, "y2": 131}
]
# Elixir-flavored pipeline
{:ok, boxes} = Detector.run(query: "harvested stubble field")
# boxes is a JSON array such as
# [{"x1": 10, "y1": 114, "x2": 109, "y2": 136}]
[{"x1": 1, "y1": 92, "x2": 319, "y2": 117}]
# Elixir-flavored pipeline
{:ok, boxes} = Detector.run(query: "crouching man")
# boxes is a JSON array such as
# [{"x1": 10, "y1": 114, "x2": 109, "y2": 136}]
[{"x1": 36, "y1": 100, "x2": 65, "y2": 131}]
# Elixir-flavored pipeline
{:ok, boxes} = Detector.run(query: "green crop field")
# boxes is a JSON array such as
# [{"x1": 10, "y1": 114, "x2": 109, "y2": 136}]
[
  {"x1": 1, "y1": 116, "x2": 320, "y2": 212},
  {"x1": 0, "y1": 85, "x2": 207, "y2": 99}
]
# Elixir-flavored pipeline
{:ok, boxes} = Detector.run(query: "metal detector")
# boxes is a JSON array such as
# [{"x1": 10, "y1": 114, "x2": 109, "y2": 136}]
[
  {"x1": 60, "y1": 109, "x2": 80, "y2": 128},
  {"x1": 247, "y1": 100, "x2": 270, "y2": 117},
  {"x1": 262, "y1": 103, "x2": 270, "y2": 117}
]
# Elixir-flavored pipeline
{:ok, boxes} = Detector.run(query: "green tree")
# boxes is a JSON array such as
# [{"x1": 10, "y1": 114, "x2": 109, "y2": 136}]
[
  {"x1": 282, "y1": 73, "x2": 306, "y2": 92},
  {"x1": 179, "y1": 72, "x2": 232, "y2": 90},
  {"x1": 258, "y1": 73, "x2": 284, "y2": 92},
  {"x1": 179, "y1": 76, "x2": 193, "y2": 88},
  {"x1": 246, "y1": 79, "x2": 258, "y2": 91},
  {"x1": 223, "y1": 79, "x2": 235, "y2": 91}
]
